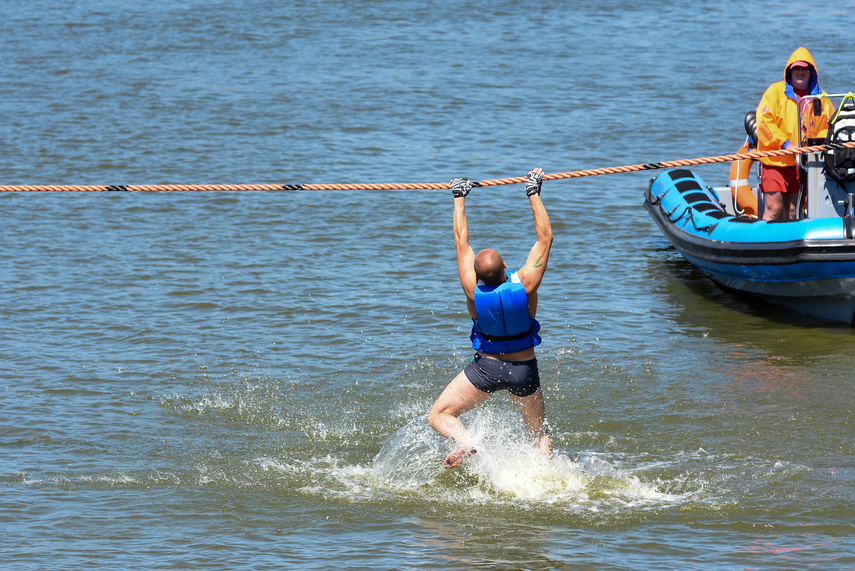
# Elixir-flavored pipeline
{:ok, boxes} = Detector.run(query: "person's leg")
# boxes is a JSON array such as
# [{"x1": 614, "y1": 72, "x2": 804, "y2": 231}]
[
  {"x1": 762, "y1": 191, "x2": 785, "y2": 220},
  {"x1": 428, "y1": 369, "x2": 491, "y2": 468},
  {"x1": 510, "y1": 388, "x2": 552, "y2": 456},
  {"x1": 761, "y1": 165, "x2": 799, "y2": 221},
  {"x1": 785, "y1": 191, "x2": 800, "y2": 220}
]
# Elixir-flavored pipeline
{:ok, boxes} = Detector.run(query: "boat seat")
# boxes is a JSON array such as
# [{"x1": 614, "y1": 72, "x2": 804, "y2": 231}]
[{"x1": 744, "y1": 111, "x2": 757, "y2": 145}]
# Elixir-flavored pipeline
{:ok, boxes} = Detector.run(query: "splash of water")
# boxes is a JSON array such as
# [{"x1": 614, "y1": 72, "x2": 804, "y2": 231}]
[{"x1": 370, "y1": 407, "x2": 685, "y2": 509}]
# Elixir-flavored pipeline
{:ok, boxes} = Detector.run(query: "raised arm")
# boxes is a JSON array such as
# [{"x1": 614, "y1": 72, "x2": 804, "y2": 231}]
[
  {"x1": 451, "y1": 178, "x2": 478, "y2": 316},
  {"x1": 517, "y1": 168, "x2": 554, "y2": 297}
]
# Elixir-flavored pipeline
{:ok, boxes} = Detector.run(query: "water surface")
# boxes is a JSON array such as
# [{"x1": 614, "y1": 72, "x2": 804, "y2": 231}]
[{"x1": 2, "y1": 1, "x2": 855, "y2": 569}]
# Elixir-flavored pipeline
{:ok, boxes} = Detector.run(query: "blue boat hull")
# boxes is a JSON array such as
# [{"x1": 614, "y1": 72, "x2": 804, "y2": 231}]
[{"x1": 644, "y1": 168, "x2": 855, "y2": 324}]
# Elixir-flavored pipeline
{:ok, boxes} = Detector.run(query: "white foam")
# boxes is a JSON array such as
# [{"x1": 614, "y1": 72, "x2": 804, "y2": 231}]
[{"x1": 366, "y1": 408, "x2": 697, "y2": 510}]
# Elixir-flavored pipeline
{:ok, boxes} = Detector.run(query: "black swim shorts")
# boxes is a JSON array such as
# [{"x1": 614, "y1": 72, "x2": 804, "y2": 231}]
[{"x1": 463, "y1": 353, "x2": 540, "y2": 397}]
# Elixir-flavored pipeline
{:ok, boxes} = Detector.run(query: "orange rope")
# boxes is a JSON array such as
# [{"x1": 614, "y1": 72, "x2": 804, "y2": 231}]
[{"x1": 2, "y1": 142, "x2": 853, "y2": 192}]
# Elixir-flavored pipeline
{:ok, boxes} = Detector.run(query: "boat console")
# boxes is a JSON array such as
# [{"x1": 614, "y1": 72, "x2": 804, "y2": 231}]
[{"x1": 801, "y1": 93, "x2": 855, "y2": 219}]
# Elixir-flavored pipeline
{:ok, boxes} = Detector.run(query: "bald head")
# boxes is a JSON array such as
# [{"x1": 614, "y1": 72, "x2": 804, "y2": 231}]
[{"x1": 474, "y1": 249, "x2": 506, "y2": 285}]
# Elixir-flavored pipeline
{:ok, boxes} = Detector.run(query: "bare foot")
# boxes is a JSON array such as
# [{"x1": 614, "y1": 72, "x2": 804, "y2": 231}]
[
  {"x1": 536, "y1": 435, "x2": 553, "y2": 457},
  {"x1": 444, "y1": 447, "x2": 476, "y2": 469}
]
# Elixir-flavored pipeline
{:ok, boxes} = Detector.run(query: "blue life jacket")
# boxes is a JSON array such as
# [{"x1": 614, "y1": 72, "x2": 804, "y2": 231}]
[{"x1": 470, "y1": 271, "x2": 541, "y2": 354}]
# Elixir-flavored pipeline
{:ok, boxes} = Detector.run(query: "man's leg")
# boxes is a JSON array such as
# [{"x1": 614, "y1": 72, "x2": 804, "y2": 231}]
[
  {"x1": 428, "y1": 369, "x2": 490, "y2": 468},
  {"x1": 510, "y1": 388, "x2": 553, "y2": 456},
  {"x1": 762, "y1": 191, "x2": 785, "y2": 220},
  {"x1": 785, "y1": 191, "x2": 800, "y2": 220},
  {"x1": 761, "y1": 165, "x2": 799, "y2": 221}
]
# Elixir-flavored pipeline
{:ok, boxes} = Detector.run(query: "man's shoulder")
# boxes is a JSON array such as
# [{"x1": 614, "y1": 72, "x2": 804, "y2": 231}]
[
  {"x1": 514, "y1": 267, "x2": 542, "y2": 293},
  {"x1": 761, "y1": 80, "x2": 787, "y2": 99}
]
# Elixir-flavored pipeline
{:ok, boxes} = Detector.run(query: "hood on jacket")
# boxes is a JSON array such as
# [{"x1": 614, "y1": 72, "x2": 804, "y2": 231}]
[{"x1": 784, "y1": 46, "x2": 821, "y2": 99}]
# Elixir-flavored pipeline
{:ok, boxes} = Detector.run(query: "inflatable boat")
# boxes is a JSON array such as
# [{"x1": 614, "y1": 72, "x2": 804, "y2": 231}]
[{"x1": 644, "y1": 93, "x2": 855, "y2": 325}]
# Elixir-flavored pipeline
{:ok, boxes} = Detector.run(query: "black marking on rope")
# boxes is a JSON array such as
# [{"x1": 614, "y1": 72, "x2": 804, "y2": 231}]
[
  {"x1": 106, "y1": 185, "x2": 128, "y2": 192},
  {"x1": 281, "y1": 184, "x2": 304, "y2": 191},
  {"x1": 471, "y1": 181, "x2": 483, "y2": 187},
  {"x1": 642, "y1": 163, "x2": 666, "y2": 170}
]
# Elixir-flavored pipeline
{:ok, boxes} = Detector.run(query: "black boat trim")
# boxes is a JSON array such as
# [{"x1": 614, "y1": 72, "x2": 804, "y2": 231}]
[{"x1": 644, "y1": 192, "x2": 855, "y2": 266}]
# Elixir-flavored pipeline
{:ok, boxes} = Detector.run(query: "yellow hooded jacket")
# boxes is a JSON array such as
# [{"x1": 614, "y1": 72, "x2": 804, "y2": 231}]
[{"x1": 756, "y1": 47, "x2": 834, "y2": 168}]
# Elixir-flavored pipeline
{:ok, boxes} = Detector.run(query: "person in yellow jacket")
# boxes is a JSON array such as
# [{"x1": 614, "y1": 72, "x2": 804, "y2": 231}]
[{"x1": 756, "y1": 47, "x2": 834, "y2": 220}]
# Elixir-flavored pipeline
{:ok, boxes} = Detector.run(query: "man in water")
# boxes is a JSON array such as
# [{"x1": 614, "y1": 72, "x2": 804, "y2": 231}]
[{"x1": 428, "y1": 168, "x2": 554, "y2": 469}]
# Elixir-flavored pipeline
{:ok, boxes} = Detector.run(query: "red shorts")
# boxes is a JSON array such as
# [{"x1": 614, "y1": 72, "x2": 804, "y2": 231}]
[{"x1": 760, "y1": 164, "x2": 800, "y2": 194}]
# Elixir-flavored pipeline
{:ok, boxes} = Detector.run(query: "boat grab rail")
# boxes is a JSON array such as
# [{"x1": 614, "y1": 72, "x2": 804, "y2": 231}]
[
  {"x1": 667, "y1": 205, "x2": 718, "y2": 234},
  {"x1": 797, "y1": 92, "x2": 855, "y2": 149}
]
